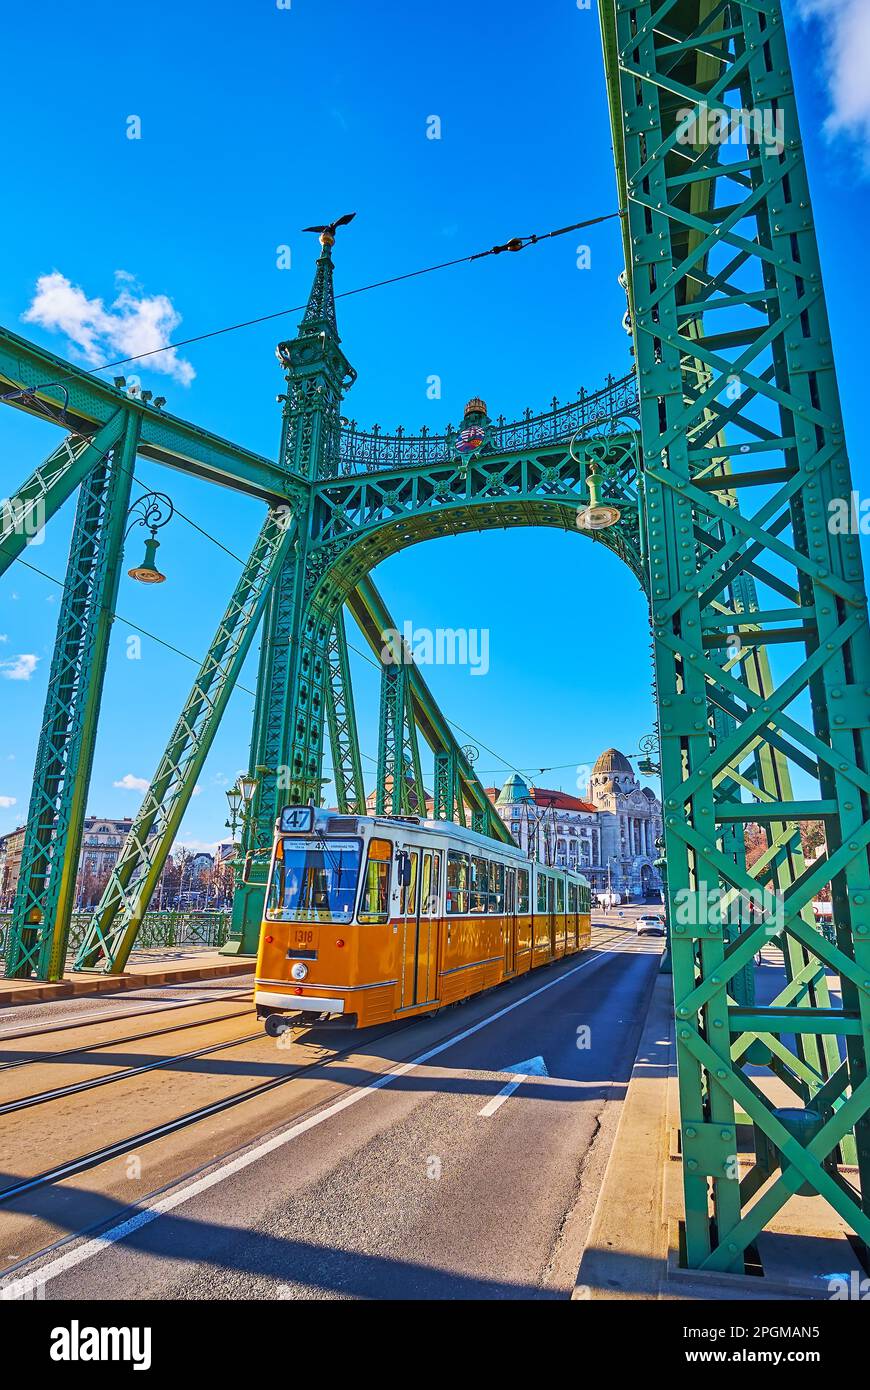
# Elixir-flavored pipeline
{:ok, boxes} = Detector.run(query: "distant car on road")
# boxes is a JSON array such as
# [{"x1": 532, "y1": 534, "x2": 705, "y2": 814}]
[{"x1": 636, "y1": 913, "x2": 666, "y2": 937}]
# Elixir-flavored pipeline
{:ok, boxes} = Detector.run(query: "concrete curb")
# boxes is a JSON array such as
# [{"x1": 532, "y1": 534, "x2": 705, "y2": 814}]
[
  {"x1": 0, "y1": 958, "x2": 255, "y2": 1008},
  {"x1": 574, "y1": 966, "x2": 861, "y2": 1301},
  {"x1": 574, "y1": 967, "x2": 673, "y2": 1300}
]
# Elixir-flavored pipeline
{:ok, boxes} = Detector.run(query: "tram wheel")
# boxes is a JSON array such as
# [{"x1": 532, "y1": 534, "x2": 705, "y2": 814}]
[{"x1": 264, "y1": 1014, "x2": 291, "y2": 1038}]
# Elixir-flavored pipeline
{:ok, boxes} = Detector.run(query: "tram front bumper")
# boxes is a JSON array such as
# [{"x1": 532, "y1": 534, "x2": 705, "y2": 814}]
[{"x1": 255, "y1": 989, "x2": 345, "y2": 1015}]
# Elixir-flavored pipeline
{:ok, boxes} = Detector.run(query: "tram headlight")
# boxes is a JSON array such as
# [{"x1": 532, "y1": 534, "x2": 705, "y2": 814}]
[{"x1": 291, "y1": 962, "x2": 308, "y2": 981}]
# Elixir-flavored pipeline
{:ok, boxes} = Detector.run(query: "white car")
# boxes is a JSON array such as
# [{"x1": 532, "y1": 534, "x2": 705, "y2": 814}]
[{"x1": 636, "y1": 914, "x2": 666, "y2": 936}]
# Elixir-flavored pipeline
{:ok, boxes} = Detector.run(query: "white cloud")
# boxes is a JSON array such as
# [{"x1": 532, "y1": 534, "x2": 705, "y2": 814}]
[
  {"x1": 192, "y1": 784, "x2": 202, "y2": 797},
  {"x1": 0, "y1": 634, "x2": 7, "y2": 642},
  {"x1": 0, "y1": 653, "x2": 38, "y2": 681},
  {"x1": 0, "y1": 795, "x2": 16, "y2": 809},
  {"x1": 22, "y1": 269, "x2": 195, "y2": 385},
  {"x1": 113, "y1": 773, "x2": 150, "y2": 792},
  {"x1": 798, "y1": 0, "x2": 870, "y2": 163},
  {"x1": 173, "y1": 838, "x2": 220, "y2": 856}
]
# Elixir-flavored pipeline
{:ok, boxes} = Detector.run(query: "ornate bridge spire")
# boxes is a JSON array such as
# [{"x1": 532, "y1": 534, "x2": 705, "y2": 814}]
[
  {"x1": 276, "y1": 226, "x2": 357, "y2": 479},
  {"x1": 300, "y1": 236, "x2": 339, "y2": 335}
]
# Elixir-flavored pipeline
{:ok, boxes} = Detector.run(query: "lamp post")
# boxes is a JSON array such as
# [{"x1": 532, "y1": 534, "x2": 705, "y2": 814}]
[{"x1": 225, "y1": 776, "x2": 258, "y2": 846}]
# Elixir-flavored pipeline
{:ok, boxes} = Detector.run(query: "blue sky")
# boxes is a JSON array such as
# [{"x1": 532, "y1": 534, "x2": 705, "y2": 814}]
[{"x1": 1, "y1": 0, "x2": 868, "y2": 850}]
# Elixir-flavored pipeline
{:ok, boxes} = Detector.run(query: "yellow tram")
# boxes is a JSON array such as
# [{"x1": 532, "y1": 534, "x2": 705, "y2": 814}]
[{"x1": 254, "y1": 806, "x2": 592, "y2": 1033}]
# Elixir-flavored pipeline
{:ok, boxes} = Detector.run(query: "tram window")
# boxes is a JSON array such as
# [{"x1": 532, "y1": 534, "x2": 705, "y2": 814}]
[
  {"x1": 400, "y1": 850, "x2": 419, "y2": 916},
  {"x1": 517, "y1": 868, "x2": 530, "y2": 914},
  {"x1": 555, "y1": 878, "x2": 565, "y2": 914},
  {"x1": 489, "y1": 861, "x2": 505, "y2": 913},
  {"x1": 568, "y1": 882, "x2": 577, "y2": 913},
  {"x1": 537, "y1": 874, "x2": 548, "y2": 913},
  {"x1": 422, "y1": 852, "x2": 442, "y2": 915},
  {"x1": 547, "y1": 878, "x2": 555, "y2": 912},
  {"x1": 446, "y1": 850, "x2": 469, "y2": 914},
  {"x1": 358, "y1": 839, "x2": 392, "y2": 923},
  {"x1": 470, "y1": 856, "x2": 489, "y2": 913},
  {"x1": 267, "y1": 837, "x2": 361, "y2": 923}
]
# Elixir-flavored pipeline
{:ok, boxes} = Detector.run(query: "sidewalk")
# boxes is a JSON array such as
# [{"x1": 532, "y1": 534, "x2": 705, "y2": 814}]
[
  {"x1": 0, "y1": 947, "x2": 255, "y2": 1008},
  {"x1": 575, "y1": 968, "x2": 861, "y2": 1300}
]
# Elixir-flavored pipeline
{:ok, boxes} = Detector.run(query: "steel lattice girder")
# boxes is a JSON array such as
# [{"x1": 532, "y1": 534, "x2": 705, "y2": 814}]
[
  {"x1": 324, "y1": 607, "x2": 366, "y2": 815},
  {"x1": 345, "y1": 576, "x2": 510, "y2": 841},
  {"x1": 72, "y1": 504, "x2": 297, "y2": 973},
  {"x1": 375, "y1": 661, "x2": 426, "y2": 817},
  {"x1": 0, "y1": 413, "x2": 126, "y2": 578},
  {"x1": 600, "y1": 0, "x2": 870, "y2": 1265},
  {"x1": 309, "y1": 435, "x2": 646, "y2": 587},
  {"x1": 4, "y1": 417, "x2": 141, "y2": 980},
  {"x1": 0, "y1": 327, "x2": 288, "y2": 501}
]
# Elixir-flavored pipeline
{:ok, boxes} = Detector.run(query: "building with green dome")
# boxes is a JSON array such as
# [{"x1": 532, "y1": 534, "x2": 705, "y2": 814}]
[{"x1": 487, "y1": 747, "x2": 663, "y2": 901}]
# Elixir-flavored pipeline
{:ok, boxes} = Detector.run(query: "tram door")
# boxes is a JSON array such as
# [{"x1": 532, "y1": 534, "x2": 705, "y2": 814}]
[
  {"x1": 504, "y1": 868, "x2": 516, "y2": 975},
  {"x1": 548, "y1": 877, "x2": 556, "y2": 958},
  {"x1": 416, "y1": 850, "x2": 441, "y2": 1004},
  {"x1": 400, "y1": 846, "x2": 441, "y2": 1008}
]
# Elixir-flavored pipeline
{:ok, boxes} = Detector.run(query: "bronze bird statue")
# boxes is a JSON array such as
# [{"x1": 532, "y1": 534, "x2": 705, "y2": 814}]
[{"x1": 302, "y1": 212, "x2": 356, "y2": 246}]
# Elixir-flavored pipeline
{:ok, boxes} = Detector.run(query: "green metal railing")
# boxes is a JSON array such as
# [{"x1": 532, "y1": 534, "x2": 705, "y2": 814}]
[{"x1": 0, "y1": 909, "x2": 230, "y2": 963}]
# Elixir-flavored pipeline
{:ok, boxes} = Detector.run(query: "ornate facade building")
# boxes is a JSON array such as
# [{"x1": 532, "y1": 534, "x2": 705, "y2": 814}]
[{"x1": 487, "y1": 748, "x2": 664, "y2": 901}]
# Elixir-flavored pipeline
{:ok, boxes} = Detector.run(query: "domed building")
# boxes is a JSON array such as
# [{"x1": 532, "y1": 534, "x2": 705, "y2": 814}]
[
  {"x1": 587, "y1": 748, "x2": 663, "y2": 899},
  {"x1": 487, "y1": 747, "x2": 663, "y2": 902}
]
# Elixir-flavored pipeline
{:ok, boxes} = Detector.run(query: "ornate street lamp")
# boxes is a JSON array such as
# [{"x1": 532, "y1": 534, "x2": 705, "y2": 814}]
[
  {"x1": 570, "y1": 432, "x2": 622, "y2": 531},
  {"x1": 637, "y1": 731, "x2": 661, "y2": 778},
  {"x1": 575, "y1": 461, "x2": 622, "y2": 531},
  {"x1": 126, "y1": 491, "x2": 174, "y2": 584},
  {"x1": 237, "y1": 774, "x2": 258, "y2": 805}
]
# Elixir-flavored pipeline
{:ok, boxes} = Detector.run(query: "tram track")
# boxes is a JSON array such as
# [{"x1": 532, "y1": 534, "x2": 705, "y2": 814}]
[
  {"x1": 0, "y1": 1021, "x2": 405, "y2": 1206},
  {"x1": 0, "y1": 1025, "x2": 266, "y2": 1115},
  {"x1": 0, "y1": 1000, "x2": 257, "y2": 1075},
  {"x1": 0, "y1": 984, "x2": 254, "y2": 1044},
  {"x1": 0, "y1": 928, "x2": 635, "y2": 1210}
]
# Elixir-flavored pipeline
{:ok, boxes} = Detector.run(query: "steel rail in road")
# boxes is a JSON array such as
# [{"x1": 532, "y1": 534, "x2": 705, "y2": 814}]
[{"x1": 0, "y1": 930, "x2": 632, "y2": 1208}]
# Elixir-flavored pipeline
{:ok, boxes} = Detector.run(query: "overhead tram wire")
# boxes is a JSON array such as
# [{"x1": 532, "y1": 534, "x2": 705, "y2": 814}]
[
  {"x1": 2, "y1": 208, "x2": 625, "y2": 793},
  {"x1": 3, "y1": 211, "x2": 622, "y2": 400}
]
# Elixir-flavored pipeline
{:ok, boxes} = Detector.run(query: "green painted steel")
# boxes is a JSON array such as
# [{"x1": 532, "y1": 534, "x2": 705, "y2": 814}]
[
  {"x1": 0, "y1": 326, "x2": 287, "y2": 501},
  {"x1": 72, "y1": 503, "x2": 296, "y2": 972},
  {"x1": 324, "y1": 608, "x2": 366, "y2": 814},
  {"x1": 4, "y1": 417, "x2": 140, "y2": 979},
  {"x1": 375, "y1": 661, "x2": 425, "y2": 816},
  {"x1": 0, "y1": 414, "x2": 125, "y2": 578},
  {"x1": 345, "y1": 577, "x2": 511, "y2": 842},
  {"x1": 600, "y1": 0, "x2": 870, "y2": 1264}
]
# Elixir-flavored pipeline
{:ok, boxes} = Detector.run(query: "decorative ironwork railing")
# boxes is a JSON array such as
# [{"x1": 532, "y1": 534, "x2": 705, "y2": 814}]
[
  {"x1": 335, "y1": 371, "x2": 639, "y2": 475},
  {"x1": 0, "y1": 909, "x2": 231, "y2": 961}
]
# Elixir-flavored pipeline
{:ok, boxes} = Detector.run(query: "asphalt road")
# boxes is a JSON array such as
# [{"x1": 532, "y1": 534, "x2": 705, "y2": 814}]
[{"x1": 3, "y1": 920, "x2": 661, "y2": 1300}]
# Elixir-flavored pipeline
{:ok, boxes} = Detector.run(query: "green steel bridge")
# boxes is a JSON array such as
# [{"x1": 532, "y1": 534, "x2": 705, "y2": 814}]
[{"x1": 1, "y1": 0, "x2": 867, "y2": 1277}]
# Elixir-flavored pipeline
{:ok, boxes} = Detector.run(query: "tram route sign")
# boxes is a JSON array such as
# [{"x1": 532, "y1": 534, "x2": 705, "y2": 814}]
[{"x1": 279, "y1": 807, "x2": 316, "y2": 834}]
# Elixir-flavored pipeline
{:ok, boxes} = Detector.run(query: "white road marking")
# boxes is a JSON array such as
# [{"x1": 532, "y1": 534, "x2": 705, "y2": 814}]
[
  {"x1": 19, "y1": 937, "x2": 637, "y2": 1287},
  {"x1": 478, "y1": 1055, "x2": 549, "y2": 1117}
]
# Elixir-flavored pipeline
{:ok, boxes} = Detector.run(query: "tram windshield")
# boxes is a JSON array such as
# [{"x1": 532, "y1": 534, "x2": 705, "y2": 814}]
[{"x1": 266, "y1": 837, "x2": 361, "y2": 923}]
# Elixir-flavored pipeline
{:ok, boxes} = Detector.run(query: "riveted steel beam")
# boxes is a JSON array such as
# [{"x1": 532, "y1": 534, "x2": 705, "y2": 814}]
[
  {"x1": 4, "y1": 415, "x2": 141, "y2": 979},
  {"x1": 601, "y1": 0, "x2": 870, "y2": 1265},
  {"x1": 73, "y1": 503, "x2": 296, "y2": 972}
]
